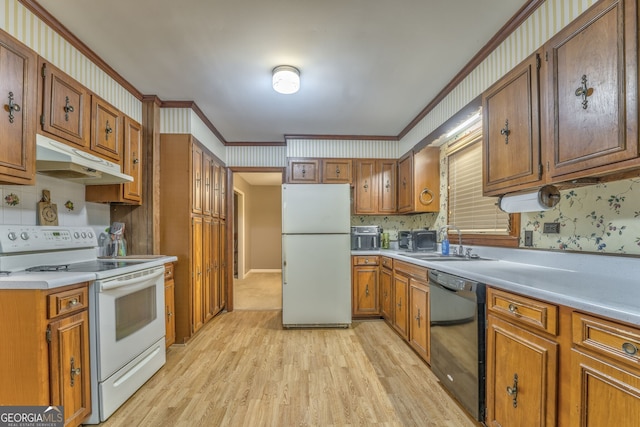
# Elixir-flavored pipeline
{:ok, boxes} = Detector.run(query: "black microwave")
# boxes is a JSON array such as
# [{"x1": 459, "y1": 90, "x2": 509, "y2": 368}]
[{"x1": 399, "y1": 229, "x2": 437, "y2": 252}]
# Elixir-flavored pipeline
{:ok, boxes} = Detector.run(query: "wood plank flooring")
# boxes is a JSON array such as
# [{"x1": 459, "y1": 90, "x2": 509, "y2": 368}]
[{"x1": 99, "y1": 311, "x2": 478, "y2": 426}]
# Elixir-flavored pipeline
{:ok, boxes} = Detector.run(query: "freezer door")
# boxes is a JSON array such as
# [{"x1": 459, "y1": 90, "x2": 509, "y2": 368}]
[
  {"x1": 282, "y1": 184, "x2": 350, "y2": 234},
  {"x1": 282, "y1": 234, "x2": 351, "y2": 326}
]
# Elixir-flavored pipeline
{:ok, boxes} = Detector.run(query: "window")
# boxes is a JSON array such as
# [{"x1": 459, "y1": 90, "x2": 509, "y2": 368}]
[{"x1": 447, "y1": 126, "x2": 520, "y2": 247}]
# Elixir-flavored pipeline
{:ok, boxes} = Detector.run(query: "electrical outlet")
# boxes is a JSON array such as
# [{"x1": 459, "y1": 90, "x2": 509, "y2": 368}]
[
  {"x1": 543, "y1": 222, "x2": 561, "y2": 233},
  {"x1": 524, "y1": 230, "x2": 533, "y2": 247}
]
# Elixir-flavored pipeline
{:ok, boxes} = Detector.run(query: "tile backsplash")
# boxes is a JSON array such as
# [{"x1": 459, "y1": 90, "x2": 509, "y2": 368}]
[{"x1": 0, "y1": 175, "x2": 110, "y2": 228}]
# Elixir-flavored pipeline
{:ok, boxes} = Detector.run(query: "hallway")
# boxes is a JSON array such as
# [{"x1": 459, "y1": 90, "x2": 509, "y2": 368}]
[{"x1": 233, "y1": 271, "x2": 282, "y2": 310}]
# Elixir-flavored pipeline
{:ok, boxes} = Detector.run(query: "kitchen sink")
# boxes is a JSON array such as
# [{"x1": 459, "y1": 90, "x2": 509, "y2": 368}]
[{"x1": 403, "y1": 253, "x2": 495, "y2": 261}]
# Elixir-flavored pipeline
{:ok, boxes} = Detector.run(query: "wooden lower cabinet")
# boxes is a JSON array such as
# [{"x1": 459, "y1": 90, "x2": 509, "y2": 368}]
[
  {"x1": 164, "y1": 263, "x2": 176, "y2": 348},
  {"x1": 569, "y1": 312, "x2": 640, "y2": 426},
  {"x1": 351, "y1": 256, "x2": 380, "y2": 317},
  {"x1": 0, "y1": 283, "x2": 91, "y2": 427},
  {"x1": 380, "y1": 263, "x2": 393, "y2": 322},
  {"x1": 392, "y1": 273, "x2": 409, "y2": 340},
  {"x1": 486, "y1": 314, "x2": 558, "y2": 427},
  {"x1": 409, "y1": 279, "x2": 429, "y2": 363}
]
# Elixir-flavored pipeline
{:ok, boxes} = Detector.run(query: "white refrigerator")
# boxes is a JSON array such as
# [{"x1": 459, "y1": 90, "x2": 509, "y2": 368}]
[{"x1": 281, "y1": 183, "x2": 351, "y2": 328}]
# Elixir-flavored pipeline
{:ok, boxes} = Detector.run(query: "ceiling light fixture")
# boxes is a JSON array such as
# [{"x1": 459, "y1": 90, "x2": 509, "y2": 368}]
[{"x1": 272, "y1": 65, "x2": 300, "y2": 94}]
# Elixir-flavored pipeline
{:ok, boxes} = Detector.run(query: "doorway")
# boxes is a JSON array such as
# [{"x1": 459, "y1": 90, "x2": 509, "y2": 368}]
[{"x1": 230, "y1": 169, "x2": 285, "y2": 311}]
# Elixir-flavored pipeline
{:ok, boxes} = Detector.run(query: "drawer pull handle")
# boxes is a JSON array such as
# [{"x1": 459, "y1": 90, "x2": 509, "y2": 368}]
[
  {"x1": 506, "y1": 373, "x2": 518, "y2": 408},
  {"x1": 508, "y1": 303, "x2": 518, "y2": 314},
  {"x1": 365, "y1": 285, "x2": 369, "y2": 296},
  {"x1": 69, "y1": 298, "x2": 79, "y2": 307},
  {"x1": 622, "y1": 342, "x2": 638, "y2": 356},
  {"x1": 415, "y1": 309, "x2": 421, "y2": 327}
]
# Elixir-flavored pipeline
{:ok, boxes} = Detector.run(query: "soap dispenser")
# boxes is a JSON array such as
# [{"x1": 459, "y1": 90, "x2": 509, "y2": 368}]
[{"x1": 441, "y1": 231, "x2": 450, "y2": 255}]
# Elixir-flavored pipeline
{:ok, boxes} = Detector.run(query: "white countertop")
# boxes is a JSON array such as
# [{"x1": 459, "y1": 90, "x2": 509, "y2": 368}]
[
  {"x1": 354, "y1": 248, "x2": 640, "y2": 326},
  {"x1": 0, "y1": 255, "x2": 178, "y2": 290}
]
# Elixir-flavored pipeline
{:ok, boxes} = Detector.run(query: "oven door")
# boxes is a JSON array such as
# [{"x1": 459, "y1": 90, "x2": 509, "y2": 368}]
[{"x1": 95, "y1": 266, "x2": 165, "y2": 380}]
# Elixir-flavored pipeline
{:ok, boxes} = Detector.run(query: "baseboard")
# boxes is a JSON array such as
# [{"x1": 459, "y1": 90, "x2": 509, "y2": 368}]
[{"x1": 247, "y1": 269, "x2": 282, "y2": 274}]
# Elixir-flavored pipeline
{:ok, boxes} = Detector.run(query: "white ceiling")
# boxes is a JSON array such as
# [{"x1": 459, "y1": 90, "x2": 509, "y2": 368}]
[{"x1": 36, "y1": 0, "x2": 527, "y2": 143}]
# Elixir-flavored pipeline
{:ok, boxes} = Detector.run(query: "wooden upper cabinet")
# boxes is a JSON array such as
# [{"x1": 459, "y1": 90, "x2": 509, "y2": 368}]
[
  {"x1": 40, "y1": 59, "x2": 91, "y2": 149},
  {"x1": 412, "y1": 146, "x2": 439, "y2": 212},
  {"x1": 210, "y1": 159, "x2": 219, "y2": 217},
  {"x1": 397, "y1": 153, "x2": 412, "y2": 212},
  {"x1": 0, "y1": 29, "x2": 37, "y2": 185},
  {"x1": 353, "y1": 159, "x2": 397, "y2": 214},
  {"x1": 397, "y1": 147, "x2": 439, "y2": 214},
  {"x1": 323, "y1": 159, "x2": 352, "y2": 183},
  {"x1": 288, "y1": 158, "x2": 320, "y2": 183},
  {"x1": 203, "y1": 152, "x2": 213, "y2": 216},
  {"x1": 219, "y1": 165, "x2": 227, "y2": 219},
  {"x1": 122, "y1": 117, "x2": 142, "y2": 203},
  {"x1": 378, "y1": 159, "x2": 397, "y2": 213},
  {"x1": 192, "y1": 144, "x2": 204, "y2": 214},
  {"x1": 85, "y1": 116, "x2": 142, "y2": 204},
  {"x1": 543, "y1": 0, "x2": 638, "y2": 181},
  {"x1": 483, "y1": 51, "x2": 542, "y2": 196},
  {"x1": 354, "y1": 159, "x2": 377, "y2": 214},
  {"x1": 90, "y1": 95, "x2": 122, "y2": 162}
]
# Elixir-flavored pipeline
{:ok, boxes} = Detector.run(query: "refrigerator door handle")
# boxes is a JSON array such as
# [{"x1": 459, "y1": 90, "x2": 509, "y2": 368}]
[{"x1": 282, "y1": 240, "x2": 287, "y2": 285}]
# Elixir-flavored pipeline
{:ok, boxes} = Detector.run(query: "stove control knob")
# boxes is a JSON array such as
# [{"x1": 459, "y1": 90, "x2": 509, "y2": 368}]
[
  {"x1": 20, "y1": 232, "x2": 29, "y2": 241},
  {"x1": 81, "y1": 232, "x2": 87, "y2": 238},
  {"x1": 7, "y1": 232, "x2": 17, "y2": 241},
  {"x1": 87, "y1": 231, "x2": 94, "y2": 238},
  {"x1": 74, "y1": 232, "x2": 80, "y2": 239}
]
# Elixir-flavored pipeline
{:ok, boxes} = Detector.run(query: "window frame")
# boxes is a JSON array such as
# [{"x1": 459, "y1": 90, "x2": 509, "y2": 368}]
[{"x1": 445, "y1": 127, "x2": 520, "y2": 248}]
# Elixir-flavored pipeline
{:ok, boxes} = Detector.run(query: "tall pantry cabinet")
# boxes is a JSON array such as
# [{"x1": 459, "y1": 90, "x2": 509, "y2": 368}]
[{"x1": 160, "y1": 134, "x2": 227, "y2": 343}]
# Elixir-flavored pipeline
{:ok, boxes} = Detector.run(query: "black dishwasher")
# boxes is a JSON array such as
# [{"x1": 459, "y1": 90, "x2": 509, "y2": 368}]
[{"x1": 428, "y1": 269, "x2": 486, "y2": 422}]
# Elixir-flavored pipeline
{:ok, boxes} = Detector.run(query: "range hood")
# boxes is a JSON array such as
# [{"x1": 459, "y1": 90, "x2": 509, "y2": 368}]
[{"x1": 36, "y1": 134, "x2": 134, "y2": 185}]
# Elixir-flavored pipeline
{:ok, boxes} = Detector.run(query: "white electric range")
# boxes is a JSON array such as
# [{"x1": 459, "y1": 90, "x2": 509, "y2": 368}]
[{"x1": 0, "y1": 225, "x2": 176, "y2": 424}]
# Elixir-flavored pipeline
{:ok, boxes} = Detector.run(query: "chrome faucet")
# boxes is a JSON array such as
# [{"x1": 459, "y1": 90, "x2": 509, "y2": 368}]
[{"x1": 440, "y1": 224, "x2": 463, "y2": 256}]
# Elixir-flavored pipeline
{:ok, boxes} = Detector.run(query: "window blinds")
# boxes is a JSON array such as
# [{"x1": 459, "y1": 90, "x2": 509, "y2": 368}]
[{"x1": 448, "y1": 139, "x2": 510, "y2": 234}]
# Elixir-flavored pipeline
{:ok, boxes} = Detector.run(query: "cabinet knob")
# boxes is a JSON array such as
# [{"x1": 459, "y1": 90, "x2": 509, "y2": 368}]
[
  {"x1": 105, "y1": 120, "x2": 113, "y2": 140},
  {"x1": 622, "y1": 342, "x2": 638, "y2": 356},
  {"x1": 63, "y1": 96, "x2": 74, "y2": 121},
  {"x1": 508, "y1": 303, "x2": 519, "y2": 314},
  {"x1": 68, "y1": 298, "x2": 79, "y2": 307},
  {"x1": 506, "y1": 373, "x2": 518, "y2": 408},
  {"x1": 70, "y1": 356, "x2": 81, "y2": 387},
  {"x1": 575, "y1": 74, "x2": 593, "y2": 109},
  {"x1": 365, "y1": 284, "x2": 369, "y2": 296},
  {"x1": 500, "y1": 119, "x2": 510, "y2": 144},
  {"x1": 415, "y1": 309, "x2": 421, "y2": 327},
  {"x1": 6, "y1": 91, "x2": 21, "y2": 123}
]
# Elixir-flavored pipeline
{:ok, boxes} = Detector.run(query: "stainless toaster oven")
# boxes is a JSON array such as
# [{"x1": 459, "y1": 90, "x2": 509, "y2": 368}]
[{"x1": 399, "y1": 229, "x2": 437, "y2": 252}]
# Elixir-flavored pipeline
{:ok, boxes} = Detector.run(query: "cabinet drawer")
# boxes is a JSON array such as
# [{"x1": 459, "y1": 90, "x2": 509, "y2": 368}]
[
  {"x1": 164, "y1": 263, "x2": 174, "y2": 281},
  {"x1": 352, "y1": 255, "x2": 379, "y2": 266},
  {"x1": 381, "y1": 256, "x2": 393, "y2": 269},
  {"x1": 572, "y1": 312, "x2": 640, "y2": 370},
  {"x1": 47, "y1": 285, "x2": 88, "y2": 319},
  {"x1": 393, "y1": 260, "x2": 428, "y2": 281},
  {"x1": 487, "y1": 287, "x2": 558, "y2": 335}
]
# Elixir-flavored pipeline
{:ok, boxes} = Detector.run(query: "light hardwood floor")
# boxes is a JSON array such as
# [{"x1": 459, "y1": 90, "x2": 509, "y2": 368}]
[{"x1": 99, "y1": 311, "x2": 478, "y2": 426}]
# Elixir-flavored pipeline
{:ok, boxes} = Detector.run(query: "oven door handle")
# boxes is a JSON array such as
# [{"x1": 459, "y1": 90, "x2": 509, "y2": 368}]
[{"x1": 99, "y1": 268, "x2": 164, "y2": 291}]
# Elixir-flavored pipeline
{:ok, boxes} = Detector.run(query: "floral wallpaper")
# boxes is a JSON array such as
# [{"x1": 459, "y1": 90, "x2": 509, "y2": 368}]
[
  {"x1": 353, "y1": 145, "x2": 640, "y2": 256},
  {"x1": 522, "y1": 178, "x2": 640, "y2": 254}
]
